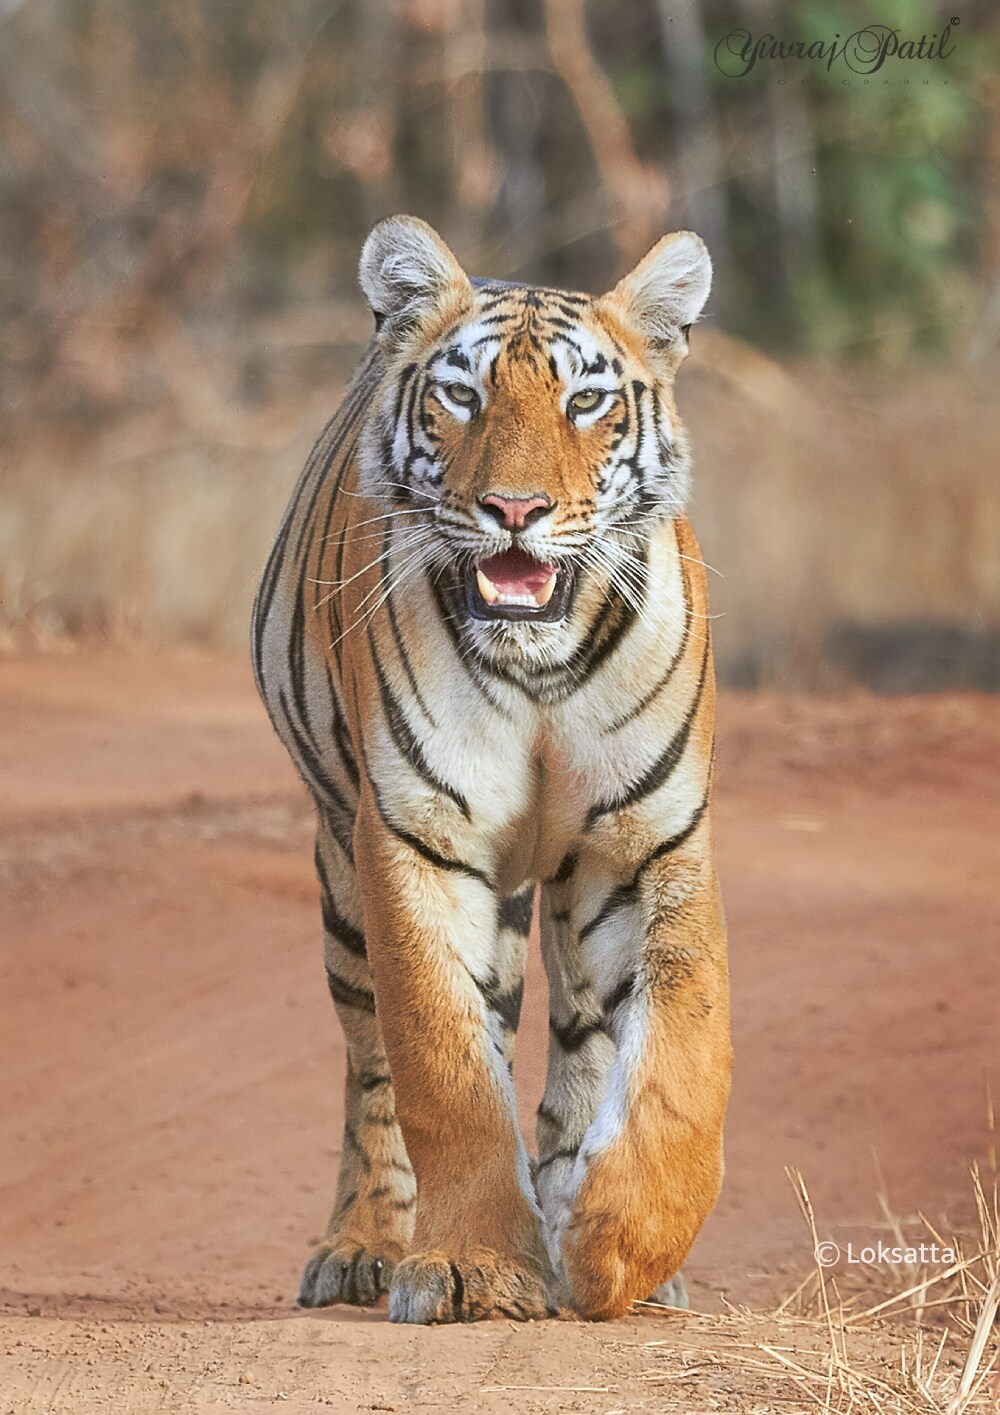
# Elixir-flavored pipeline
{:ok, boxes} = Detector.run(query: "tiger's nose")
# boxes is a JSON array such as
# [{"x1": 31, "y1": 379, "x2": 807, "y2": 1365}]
[{"x1": 479, "y1": 493, "x2": 554, "y2": 531}]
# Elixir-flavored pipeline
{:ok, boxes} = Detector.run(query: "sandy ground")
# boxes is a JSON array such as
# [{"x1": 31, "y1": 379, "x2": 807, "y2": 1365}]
[{"x1": 0, "y1": 650, "x2": 997, "y2": 1413}]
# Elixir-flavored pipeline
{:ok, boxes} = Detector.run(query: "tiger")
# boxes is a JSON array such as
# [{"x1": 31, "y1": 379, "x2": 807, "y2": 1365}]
[{"x1": 252, "y1": 214, "x2": 731, "y2": 1324}]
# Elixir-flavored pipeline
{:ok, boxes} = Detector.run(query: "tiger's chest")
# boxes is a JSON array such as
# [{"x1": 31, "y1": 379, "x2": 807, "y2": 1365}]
[{"x1": 356, "y1": 538, "x2": 692, "y2": 891}]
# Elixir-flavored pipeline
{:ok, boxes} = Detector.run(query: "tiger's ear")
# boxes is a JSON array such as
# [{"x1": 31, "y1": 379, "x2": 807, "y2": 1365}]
[
  {"x1": 604, "y1": 231, "x2": 712, "y2": 351},
  {"x1": 359, "y1": 215, "x2": 470, "y2": 347}
]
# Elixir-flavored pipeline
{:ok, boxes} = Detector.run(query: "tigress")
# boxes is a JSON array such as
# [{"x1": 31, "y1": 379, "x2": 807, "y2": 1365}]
[{"x1": 252, "y1": 215, "x2": 731, "y2": 1324}]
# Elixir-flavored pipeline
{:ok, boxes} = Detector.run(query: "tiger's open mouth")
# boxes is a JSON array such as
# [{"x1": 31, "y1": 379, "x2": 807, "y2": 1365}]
[{"x1": 464, "y1": 548, "x2": 574, "y2": 623}]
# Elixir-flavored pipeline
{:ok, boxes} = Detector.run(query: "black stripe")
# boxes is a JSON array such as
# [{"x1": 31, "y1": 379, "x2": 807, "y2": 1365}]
[
  {"x1": 329, "y1": 522, "x2": 349, "y2": 669},
  {"x1": 280, "y1": 691, "x2": 355, "y2": 860},
  {"x1": 386, "y1": 587, "x2": 435, "y2": 727},
  {"x1": 402, "y1": 373, "x2": 423, "y2": 478},
  {"x1": 575, "y1": 590, "x2": 640, "y2": 688},
  {"x1": 549, "y1": 1012, "x2": 609, "y2": 1052},
  {"x1": 327, "y1": 667, "x2": 361, "y2": 790},
  {"x1": 603, "y1": 972, "x2": 637, "y2": 1017},
  {"x1": 497, "y1": 887, "x2": 534, "y2": 936},
  {"x1": 578, "y1": 886, "x2": 632, "y2": 947},
  {"x1": 358, "y1": 1072, "x2": 391, "y2": 1092},
  {"x1": 272, "y1": 376, "x2": 370, "y2": 702},
  {"x1": 251, "y1": 510, "x2": 293, "y2": 682},
  {"x1": 450, "y1": 1264, "x2": 465, "y2": 1319},
  {"x1": 316, "y1": 857, "x2": 367, "y2": 957},
  {"x1": 352, "y1": 679, "x2": 493, "y2": 889},
  {"x1": 288, "y1": 576, "x2": 317, "y2": 750},
  {"x1": 547, "y1": 852, "x2": 577, "y2": 885},
  {"x1": 392, "y1": 364, "x2": 417, "y2": 430},
  {"x1": 292, "y1": 370, "x2": 374, "y2": 570},
  {"x1": 428, "y1": 571, "x2": 512, "y2": 715},
  {"x1": 375, "y1": 795, "x2": 490, "y2": 886},
  {"x1": 315, "y1": 425, "x2": 351, "y2": 593},
  {"x1": 325, "y1": 428, "x2": 364, "y2": 677},
  {"x1": 368, "y1": 627, "x2": 471, "y2": 819},
  {"x1": 586, "y1": 633, "x2": 709, "y2": 827},
  {"x1": 254, "y1": 359, "x2": 375, "y2": 677},
  {"x1": 630, "y1": 794, "x2": 710, "y2": 879},
  {"x1": 578, "y1": 794, "x2": 710, "y2": 943},
  {"x1": 342, "y1": 1124, "x2": 372, "y2": 1171},
  {"x1": 560, "y1": 597, "x2": 623, "y2": 686},
  {"x1": 333, "y1": 1188, "x2": 357, "y2": 1217},
  {"x1": 606, "y1": 562, "x2": 692, "y2": 734},
  {"x1": 537, "y1": 1146, "x2": 579, "y2": 1174},
  {"x1": 325, "y1": 967, "x2": 376, "y2": 1015},
  {"x1": 480, "y1": 975, "x2": 524, "y2": 1032}
]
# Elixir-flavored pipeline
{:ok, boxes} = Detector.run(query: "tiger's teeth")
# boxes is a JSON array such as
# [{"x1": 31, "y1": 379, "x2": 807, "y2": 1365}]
[
  {"x1": 476, "y1": 569, "x2": 500, "y2": 604},
  {"x1": 534, "y1": 572, "x2": 557, "y2": 607}
]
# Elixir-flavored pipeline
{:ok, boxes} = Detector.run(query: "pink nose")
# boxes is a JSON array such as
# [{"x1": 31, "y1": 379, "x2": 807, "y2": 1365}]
[{"x1": 480, "y1": 493, "x2": 553, "y2": 531}]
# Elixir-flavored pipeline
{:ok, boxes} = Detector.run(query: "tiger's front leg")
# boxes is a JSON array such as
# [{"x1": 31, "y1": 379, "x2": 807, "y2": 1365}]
[
  {"x1": 554, "y1": 820, "x2": 731, "y2": 1320},
  {"x1": 353, "y1": 800, "x2": 552, "y2": 1325}
]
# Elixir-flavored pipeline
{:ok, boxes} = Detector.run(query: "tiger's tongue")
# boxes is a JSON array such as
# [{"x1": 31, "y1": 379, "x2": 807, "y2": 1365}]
[{"x1": 478, "y1": 548, "x2": 556, "y2": 596}]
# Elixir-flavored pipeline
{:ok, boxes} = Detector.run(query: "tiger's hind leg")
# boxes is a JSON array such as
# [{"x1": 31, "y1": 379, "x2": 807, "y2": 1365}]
[
  {"x1": 536, "y1": 866, "x2": 694, "y2": 1315},
  {"x1": 535, "y1": 870, "x2": 617, "y2": 1302},
  {"x1": 648, "y1": 1275, "x2": 689, "y2": 1309},
  {"x1": 297, "y1": 810, "x2": 416, "y2": 1308}
]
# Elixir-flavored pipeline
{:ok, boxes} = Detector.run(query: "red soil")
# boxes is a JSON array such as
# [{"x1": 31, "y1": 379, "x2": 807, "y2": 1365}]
[{"x1": 0, "y1": 650, "x2": 996, "y2": 1411}]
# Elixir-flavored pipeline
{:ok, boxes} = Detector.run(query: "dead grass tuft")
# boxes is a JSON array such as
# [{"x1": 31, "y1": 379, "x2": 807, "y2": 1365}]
[{"x1": 629, "y1": 1131, "x2": 999, "y2": 1413}]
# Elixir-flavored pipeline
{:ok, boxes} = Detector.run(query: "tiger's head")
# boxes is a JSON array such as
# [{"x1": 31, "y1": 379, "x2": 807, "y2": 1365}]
[{"x1": 357, "y1": 215, "x2": 710, "y2": 639}]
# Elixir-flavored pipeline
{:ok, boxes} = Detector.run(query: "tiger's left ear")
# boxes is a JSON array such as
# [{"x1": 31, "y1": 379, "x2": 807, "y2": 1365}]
[{"x1": 603, "y1": 231, "x2": 712, "y2": 351}]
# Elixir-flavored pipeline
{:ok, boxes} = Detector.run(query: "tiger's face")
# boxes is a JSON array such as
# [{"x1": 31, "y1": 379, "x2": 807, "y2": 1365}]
[{"x1": 357, "y1": 217, "x2": 711, "y2": 638}]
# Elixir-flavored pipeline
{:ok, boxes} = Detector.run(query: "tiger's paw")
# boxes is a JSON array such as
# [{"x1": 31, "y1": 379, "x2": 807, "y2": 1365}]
[
  {"x1": 646, "y1": 1273, "x2": 689, "y2": 1309},
  {"x1": 297, "y1": 1242, "x2": 395, "y2": 1308},
  {"x1": 387, "y1": 1249, "x2": 553, "y2": 1324}
]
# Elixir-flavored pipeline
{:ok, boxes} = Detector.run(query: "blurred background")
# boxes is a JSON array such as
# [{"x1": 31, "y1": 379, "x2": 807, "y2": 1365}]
[{"x1": 1, "y1": 0, "x2": 998, "y2": 687}]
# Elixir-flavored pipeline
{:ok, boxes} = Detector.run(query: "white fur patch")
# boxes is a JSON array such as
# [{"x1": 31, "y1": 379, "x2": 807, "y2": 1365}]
[
  {"x1": 614, "y1": 231, "x2": 713, "y2": 342},
  {"x1": 359, "y1": 215, "x2": 466, "y2": 335}
]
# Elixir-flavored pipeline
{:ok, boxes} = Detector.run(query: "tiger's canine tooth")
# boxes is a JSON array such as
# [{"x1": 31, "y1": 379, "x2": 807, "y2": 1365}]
[
  {"x1": 476, "y1": 569, "x2": 500, "y2": 604},
  {"x1": 534, "y1": 572, "x2": 557, "y2": 607}
]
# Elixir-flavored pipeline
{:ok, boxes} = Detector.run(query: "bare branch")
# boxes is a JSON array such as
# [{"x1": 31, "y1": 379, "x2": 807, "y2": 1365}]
[{"x1": 541, "y1": 0, "x2": 669, "y2": 261}]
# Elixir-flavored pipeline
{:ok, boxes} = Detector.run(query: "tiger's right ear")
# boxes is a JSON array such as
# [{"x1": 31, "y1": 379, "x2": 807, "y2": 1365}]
[{"x1": 359, "y1": 215, "x2": 470, "y2": 347}]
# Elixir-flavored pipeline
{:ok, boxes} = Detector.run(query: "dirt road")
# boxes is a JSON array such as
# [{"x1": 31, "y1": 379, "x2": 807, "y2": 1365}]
[{"x1": 1, "y1": 651, "x2": 996, "y2": 1411}]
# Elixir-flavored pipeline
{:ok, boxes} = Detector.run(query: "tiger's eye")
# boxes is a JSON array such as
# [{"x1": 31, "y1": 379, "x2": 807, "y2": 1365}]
[
  {"x1": 445, "y1": 382, "x2": 477, "y2": 407},
  {"x1": 568, "y1": 389, "x2": 604, "y2": 415}
]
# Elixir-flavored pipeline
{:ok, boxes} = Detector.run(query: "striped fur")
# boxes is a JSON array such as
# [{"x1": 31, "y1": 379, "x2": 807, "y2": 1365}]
[{"x1": 253, "y1": 216, "x2": 731, "y2": 1323}]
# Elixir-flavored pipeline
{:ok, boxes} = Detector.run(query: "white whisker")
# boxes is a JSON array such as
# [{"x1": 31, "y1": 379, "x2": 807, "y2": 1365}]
[
  {"x1": 330, "y1": 540, "x2": 444, "y2": 650},
  {"x1": 311, "y1": 527, "x2": 436, "y2": 608}
]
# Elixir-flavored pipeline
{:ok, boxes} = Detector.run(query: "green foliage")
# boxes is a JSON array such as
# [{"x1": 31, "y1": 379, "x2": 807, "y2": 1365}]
[{"x1": 706, "y1": 0, "x2": 993, "y2": 360}]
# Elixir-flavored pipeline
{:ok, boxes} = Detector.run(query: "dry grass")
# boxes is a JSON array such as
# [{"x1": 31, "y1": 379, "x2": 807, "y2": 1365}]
[{"x1": 623, "y1": 1132, "x2": 999, "y2": 1414}]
